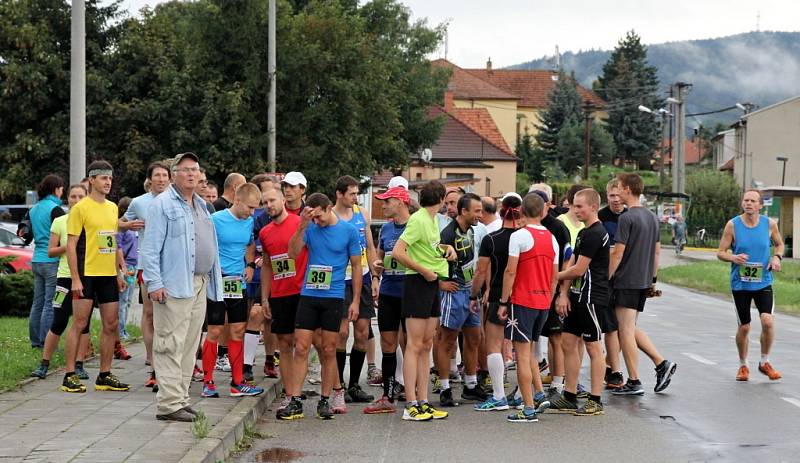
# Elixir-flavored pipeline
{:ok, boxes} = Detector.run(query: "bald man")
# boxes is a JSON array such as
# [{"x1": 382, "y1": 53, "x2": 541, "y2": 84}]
[
  {"x1": 481, "y1": 197, "x2": 501, "y2": 233},
  {"x1": 213, "y1": 173, "x2": 246, "y2": 211}
]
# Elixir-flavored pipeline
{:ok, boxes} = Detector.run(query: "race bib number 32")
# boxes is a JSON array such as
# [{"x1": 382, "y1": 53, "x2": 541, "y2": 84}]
[
  {"x1": 98, "y1": 231, "x2": 116, "y2": 254},
  {"x1": 223, "y1": 276, "x2": 243, "y2": 299},
  {"x1": 306, "y1": 265, "x2": 332, "y2": 290},
  {"x1": 739, "y1": 262, "x2": 763, "y2": 283},
  {"x1": 270, "y1": 253, "x2": 296, "y2": 280}
]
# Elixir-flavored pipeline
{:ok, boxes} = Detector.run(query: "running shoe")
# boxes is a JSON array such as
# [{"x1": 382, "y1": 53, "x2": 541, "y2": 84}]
[
  {"x1": 538, "y1": 358, "x2": 548, "y2": 373},
  {"x1": 192, "y1": 366, "x2": 204, "y2": 382},
  {"x1": 736, "y1": 365, "x2": 750, "y2": 382},
  {"x1": 273, "y1": 352, "x2": 280, "y2": 366},
  {"x1": 449, "y1": 371, "x2": 463, "y2": 383},
  {"x1": 145, "y1": 371, "x2": 157, "y2": 388},
  {"x1": 316, "y1": 398, "x2": 335, "y2": 420},
  {"x1": 604, "y1": 366, "x2": 612, "y2": 384},
  {"x1": 202, "y1": 381, "x2": 219, "y2": 398},
  {"x1": 574, "y1": 399, "x2": 604, "y2": 416},
  {"x1": 364, "y1": 396, "x2": 396, "y2": 414},
  {"x1": 392, "y1": 383, "x2": 406, "y2": 402},
  {"x1": 230, "y1": 383, "x2": 264, "y2": 397},
  {"x1": 534, "y1": 391, "x2": 551, "y2": 414},
  {"x1": 331, "y1": 388, "x2": 347, "y2": 414},
  {"x1": 576, "y1": 383, "x2": 590, "y2": 399},
  {"x1": 95, "y1": 373, "x2": 130, "y2": 391},
  {"x1": 507, "y1": 408, "x2": 538, "y2": 423},
  {"x1": 277, "y1": 398, "x2": 304, "y2": 420},
  {"x1": 612, "y1": 381, "x2": 645, "y2": 396},
  {"x1": 431, "y1": 372, "x2": 442, "y2": 393},
  {"x1": 61, "y1": 373, "x2": 86, "y2": 393},
  {"x1": 215, "y1": 355, "x2": 231, "y2": 372},
  {"x1": 461, "y1": 385, "x2": 489, "y2": 402},
  {"x1": 276, "y1": 396, "x2": 291, "y2": 412},
  {"x1": 439, "y1": 387, "x2": 459, "y2": 407},
  {"x1": 478, "y1": 372, "x2": 492, "y2": 391},
  {"x1": 344, "y1": 386, "x2": 353, "y2": 403},
  {"x1": 367, "y1": 366, "x2": 383, "y2": 387},
  {"x1": 505, "y1": 386, "x2": 522, "y2": 408},
  {"x1": 347, "y1": 384, "x2": 374, "y2": 403},
  {"x1": 307, "y1": 366, "x2": 322, "y2": 385},
  {"x1": 549, "y1": 394, "x2": 578, "y2": 413},
  {"x1": 420, "y1": 402, "x2": 448, "y2": 420},
  {"x1": 606, "y1": 371, "x2": 624, "y2": 390},
  {"x1": 264, "y1": 362, "x2": 278, "y2": 379},
  {"x1": 114, "y1": 342, "x2": 132, "y2": 360},
  {"x1": 75, "y1": 365, "x2": 90, "y2": 380},
  {"x1": 402, "y1": 404, "x2": 432, "y2": 421},
  {"x1": 474, "y1": 396, "x2": 510, "y2": 411},
  {"x1": 505, "y1": 360, "x2": 516, "y2": 371},
  {"x1": 654, "y1": 360, "x2": 677, "y2": 392},
  {"x1": 758, "y1": 362, "x2": 781, "y2": 380},
  {"x1": 31, "y1": 364, "x2": 48, "y2": 379},
  {"x1": 243, "y1": 364, "x2": 254, "y2": 383}
]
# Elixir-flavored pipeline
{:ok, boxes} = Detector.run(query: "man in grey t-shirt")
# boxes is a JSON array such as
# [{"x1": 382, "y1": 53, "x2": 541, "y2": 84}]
[{"x1": 609, "y1": 173, "x2": 676, "y2": 397}]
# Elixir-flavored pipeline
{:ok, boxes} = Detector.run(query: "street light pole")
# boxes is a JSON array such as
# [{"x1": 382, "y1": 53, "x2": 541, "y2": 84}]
[
  {"x1": 267, "y1": 0, "x2": 277, "y2": 173},
  {"x1": 70, "y1": 0, "x2": 86, "y2": 185},
  {"x1": 582, "y1": 101, "x2": 594, "y2": 181},
  {"x1": 776, "y1": 156, "x2": 788, "y2": 186}
]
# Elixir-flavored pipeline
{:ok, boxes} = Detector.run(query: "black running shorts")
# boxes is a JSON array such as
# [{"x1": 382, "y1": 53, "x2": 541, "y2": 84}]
[
  {"x1": 732, "y1": 286, "x2": 773, "y2": 326},
  {"x1": 77, "y1": 276, "x2": 119, "y2": 305},
  {"x1": 612, "y1": 288, "x2": 648, "y2": 312},
  {"x1": 269, "y1": 294, "x2": 300, "y2": 335},
  {"x1": 207, "y1": 295, "x2": 248, "y2": 325},
  {"x1": 401, "y1": 273, "x2": 441, "y2": 319},
  {"x1": 295, "y1": 296, "x2": 344, "y2": 332},
  {"x1": 378, "y1": 294, "x2": 405, "y2": 333},
  {"x1": 563, "y1": 292, "x2": 604, "y2": 342},
  {"x1": 504, "y1": 304, "x2": 548, "y2": 343},
  {"x1": 344, "y1": 279, "x2": 376, "y2": 319}
]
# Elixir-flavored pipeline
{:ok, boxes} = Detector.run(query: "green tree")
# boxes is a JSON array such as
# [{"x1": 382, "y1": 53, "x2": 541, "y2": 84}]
[
  {"x1": 534, "y1": 70, "x2": 583, "y2": 164},
  {"x1": 552, "y1": 122, "x2": 615, "y2": 176},
  {"x1": 594, "y1": 30, "x2": 663, "y2": 168},
  {"x1": 516, "y1": 134, "x2": 545, "y2": 182},
  {"x1": 685, "y1": 168, "x2": 740, "y2": 235}
]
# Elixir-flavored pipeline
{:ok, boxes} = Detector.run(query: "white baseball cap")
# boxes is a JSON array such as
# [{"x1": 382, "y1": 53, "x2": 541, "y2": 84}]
[
  {"x1": 387, "y1": 176, "x2": 409, "y2": 190},
  {"x1": 282, "y1": 171, "x2": 307, "y2": 187}
]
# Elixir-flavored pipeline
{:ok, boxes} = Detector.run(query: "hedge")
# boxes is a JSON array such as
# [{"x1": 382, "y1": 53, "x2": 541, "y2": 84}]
[{"x1": 0, "y1": 270, "x2": 34, "y2": 317}]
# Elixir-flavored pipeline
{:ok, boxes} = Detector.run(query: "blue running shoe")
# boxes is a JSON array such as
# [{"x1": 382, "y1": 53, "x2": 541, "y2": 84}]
[
  {"x1": 474, "y1": 396, "x2": 510, "y2": 411},
  {"x1": 75, "y1": 365, "x2": 90, "y2": 380},
  {"x1": 202, "y1": 381, "x2": 219, "y2": 398},
  {"x1": 505, "y1": 386, "x2": 522, "y2": 408},
  {"x1": 31, "y1": 364, "x2": 48, "y2": 379},
  {"x1": 230, "y1": 383, "x2": 264, "y2": 397}
]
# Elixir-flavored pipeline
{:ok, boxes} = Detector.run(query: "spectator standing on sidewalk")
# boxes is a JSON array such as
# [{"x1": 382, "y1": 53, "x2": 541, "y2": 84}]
[{"x1": 116, "y1": 197, "x2": 137, "y2": 344}]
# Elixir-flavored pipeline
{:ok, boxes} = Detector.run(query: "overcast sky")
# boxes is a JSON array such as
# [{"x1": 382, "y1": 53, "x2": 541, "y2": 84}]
[{"x1": 118, "y1": 0, "x2": 800, "y2": 68}]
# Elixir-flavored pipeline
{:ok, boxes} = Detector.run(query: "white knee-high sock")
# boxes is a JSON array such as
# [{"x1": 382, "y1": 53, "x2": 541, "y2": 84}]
[
  {"x1": 488, "y1": 353, "x2": 506, "y2": 400},
  {"x1": 395, "y1": 346, "x2": 404, "y2": 385},
  {"x1": 244, "y1": 331, "x2": 260, "y2": 366}
]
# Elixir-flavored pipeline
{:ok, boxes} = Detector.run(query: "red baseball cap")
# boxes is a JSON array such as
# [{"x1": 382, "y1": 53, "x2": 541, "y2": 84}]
[{"x1": 375, "y1": 186, "x2": 410, "y2": 204}]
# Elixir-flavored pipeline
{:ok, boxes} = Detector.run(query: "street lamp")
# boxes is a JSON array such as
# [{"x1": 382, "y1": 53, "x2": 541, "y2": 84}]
[
  {"x1": 639, "y1": 105, "x2": 672, "y2": 188},
  {"x1": 776, "y1": 156, "x2": 788, "y2": 186}
]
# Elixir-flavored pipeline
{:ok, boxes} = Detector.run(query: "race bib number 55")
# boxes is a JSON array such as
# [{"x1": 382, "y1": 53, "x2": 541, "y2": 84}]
[{"x1": 223, "y1": 276, "x2": 243, "y2": 299}]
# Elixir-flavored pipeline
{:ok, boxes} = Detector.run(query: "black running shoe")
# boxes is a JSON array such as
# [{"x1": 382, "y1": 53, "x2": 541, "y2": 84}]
[
  {"x1": 654, "y1": 360, "x2": 677, "y2": 393},
  {"x1": 549, "y1": 394, "x2": 579, "y2": 413},
  {"x1": 347, "y1": 384, "x2": 374, "y2": 403},
  {"x1": 461, "y1": 385, "x2": 489, "y2": 402},
  {"x1": 612, "y1": 381, "x2": 644, "y2": 396},
  {"x1": 316, "y1": 398, "x2": 334, "y2": 420},
  {"x1": 95, "y1": 373, "x2": 130, "y2": 392},
  {"x1": 243, "y1": 364, "x2": 254, "y2": 383},
  {"x1": 277, "y1": 398, "x2": 304, "y2": 420},
  {"x1": 606, "y1": 371, "x2": 625, "y2": 390},
  {"x1": 392, "y1": 383, "x2": 406, "y2": 402},
  {"x1": 538, "y1": 358, "x2": 548, "y2": 373},
  {"x1": 439, "y1": 387, "x2": 459, "y2": 407}
]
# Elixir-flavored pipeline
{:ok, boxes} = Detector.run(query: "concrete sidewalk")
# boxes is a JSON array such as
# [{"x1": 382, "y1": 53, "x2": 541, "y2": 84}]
[{"x1": 0, "y1": 340, "x2": 280, "y2": 462}]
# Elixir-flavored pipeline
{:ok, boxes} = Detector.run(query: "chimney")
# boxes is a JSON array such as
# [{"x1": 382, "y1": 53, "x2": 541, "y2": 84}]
[
  {"x1": 444, "y1": 89, "x2": 454, "y2": 111},
  {"x1": 486, "y1": 57, "x2": 493, "y2": 75}
]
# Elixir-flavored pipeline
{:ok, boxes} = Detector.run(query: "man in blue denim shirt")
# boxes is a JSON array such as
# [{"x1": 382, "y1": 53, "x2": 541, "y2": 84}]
[{"x1": 140, "y1": 152, "x2": 223, "y2": 422}]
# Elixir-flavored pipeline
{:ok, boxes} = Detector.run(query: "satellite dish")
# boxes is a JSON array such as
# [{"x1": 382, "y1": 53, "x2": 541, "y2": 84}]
[{"x1": 421, "y1": 148, "x2": 433, "y2": 163}]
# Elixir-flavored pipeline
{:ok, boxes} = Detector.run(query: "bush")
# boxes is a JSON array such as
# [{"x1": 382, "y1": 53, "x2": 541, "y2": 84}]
[
  {"x1": 686, "y1": 168, "x2": 741, "y2": 236},
  {"x1": 0, "y1": 270, "x2": 34, "y2": 317}
]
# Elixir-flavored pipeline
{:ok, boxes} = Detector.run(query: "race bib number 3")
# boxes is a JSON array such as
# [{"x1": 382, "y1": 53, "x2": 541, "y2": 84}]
[
  {"x1": 98, "y1": 231, "x2": 116, "y2": 254},
  {"x1": 383, "y1": 252, "x2": 406, "y2": 276},
  {"x1": 306, "y1": 265, "x2": 332, "y2": 290},
  {"x1": 223, "y1": 276, "x2": 244, "y2": 299},
  {"x1": 270, "y1": 253, "x2": 296, "y2": 280},
  {"x1": 739, "y1": 262, "x2": 763, "y2": 283},
  {"x1": 53, "y1": 286, "x2": 69, "y2": 308}
]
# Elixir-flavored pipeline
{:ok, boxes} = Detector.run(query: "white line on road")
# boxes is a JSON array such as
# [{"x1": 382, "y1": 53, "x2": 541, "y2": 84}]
[
  {"x1": 682, "y1": 352, "x2": 716, "y2": 365},
  {"x1": 782, "y1": 398, "x2": 800, "y2": 409}
]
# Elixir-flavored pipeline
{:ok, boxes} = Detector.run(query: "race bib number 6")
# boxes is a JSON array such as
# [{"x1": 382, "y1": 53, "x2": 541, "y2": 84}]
[
  {"x1": 306, "y1": 265, "x2": 332, "y2": 290},
  {"x1": 383, "y1": 252, "x2": 406, "y2": 276},
  {"x1": 270, "y1": 253, "x2": 296, "y2": 280},
  {"x1": 223, "y1": 276, "x2": 243, "y2": 299},
  {"x1": 98, "y1": 231, "x2": 116, "y2": 254},
  {"x1": 739, "y1": 262, "x2": 763, "y2": 283}
]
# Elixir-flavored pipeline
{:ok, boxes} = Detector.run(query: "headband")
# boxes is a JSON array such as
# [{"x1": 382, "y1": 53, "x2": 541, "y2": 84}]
[{"x1": 88, "y1": 169, "x2": 113, "y2": 177}]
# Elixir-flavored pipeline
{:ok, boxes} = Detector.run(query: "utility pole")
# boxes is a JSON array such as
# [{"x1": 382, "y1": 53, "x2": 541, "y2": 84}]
[
  {"x1": 582, "y1": 101, "x2": 594, "y2": 181},
  {"x1": 672, "y1": 82, "x2": 692, "y2": 194},
  {"x1": 70, "y1": 0, "x2": 86, "y2": 185},
  {"x1": 267, "y1": 0, "x2": 277, "y2": 173}
]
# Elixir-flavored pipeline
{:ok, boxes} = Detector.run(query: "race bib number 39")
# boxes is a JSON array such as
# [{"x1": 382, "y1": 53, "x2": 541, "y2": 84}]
[
  {"x1": 383, "y1": 252, "x2": 406, "y2": 276},
  {"x1": 98, "y1": 231, "x2": 116, "y2": 254},
  {"x1": 270, "y1": 253, "x2": 296, "y2": 280},
  {"x1": 739, "y1": 262, "x2": 763, "y2": 283},
  {"x1": 223, "y1": 276, "x2": 244, "y2": 299},
  {"x1": 306, "y1": 265, "x2": 332, "y2": 290},
  {"x1": 53, "y1": 286, "x2": 69, "y2": 308}
]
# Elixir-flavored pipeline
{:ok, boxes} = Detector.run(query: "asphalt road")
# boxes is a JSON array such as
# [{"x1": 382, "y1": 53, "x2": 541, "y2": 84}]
[{"x1": 238, "y1": 276, "x2": 800, "y2": 462}]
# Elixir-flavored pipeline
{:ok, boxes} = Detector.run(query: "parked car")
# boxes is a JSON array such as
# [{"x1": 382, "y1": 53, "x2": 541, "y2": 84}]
[{"x1": 0, "y1": 225, "x2": 33, "y2": 273}]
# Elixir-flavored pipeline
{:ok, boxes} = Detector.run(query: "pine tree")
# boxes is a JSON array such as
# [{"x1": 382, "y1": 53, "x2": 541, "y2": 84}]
[
  {"x1": 534, "y1": 70, "x2": 583, "y2": 166},
  {"x1": 594, "y1": 30, "x2": 663, "y2": 168},
  {"x1": 516, "y1": 134, "x2": 545, "y2": 182}
]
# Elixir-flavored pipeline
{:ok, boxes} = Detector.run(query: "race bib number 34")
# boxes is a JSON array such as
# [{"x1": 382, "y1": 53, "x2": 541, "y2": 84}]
[
  {"x1": 270, "y1": 253, "x2": 296, "y2": 280},
  {"x1": 739, "y1": 262, "x2": 763, "y2": 283},
  {"x1": 223, "y1": 276, "x2": 243, "y2": 299},
  {"x1": 98, "y1": 231, "x2": 116, "y2": 254},
  {"x1": 306, "y1": 265, "x2": 332, "y2": 290}
]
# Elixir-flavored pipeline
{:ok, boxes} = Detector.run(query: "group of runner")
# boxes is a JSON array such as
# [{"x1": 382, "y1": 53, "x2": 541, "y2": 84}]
[{"x1": 25, "y1": 156, "x2": 784, "y2": 423}]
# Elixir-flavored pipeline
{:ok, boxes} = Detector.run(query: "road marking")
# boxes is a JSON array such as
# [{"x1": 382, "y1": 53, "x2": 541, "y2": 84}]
[
  {"x1": 782, "y1": 398, "x2": 800, "y2": 409},
  {"x1": 682, "y1": 352, "x2": 716, "y2": 365}
]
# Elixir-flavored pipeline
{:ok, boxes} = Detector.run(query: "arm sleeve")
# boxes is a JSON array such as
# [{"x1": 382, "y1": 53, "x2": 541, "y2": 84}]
[
  {"x1": 140, "y1": 200, "x2": 167, "y2": 292},
  {"x1": 508, "y1": 230, "x2": 531, "y2": 257},
  {"x1": 616, "y1": 213, "x2": 632, "y2": 245},
  {"x1": 66, "y1": 204, "x2": 83, "y2": 236},
  {"x1": 576, "y1": 230, "x2": 602, "y2": 259},
  {"x1": 479, "y1": 234, "x2": 493, "y2": 258},
  {"x1": 123, "y1": 198, "x2": 139, "y2": 221}
]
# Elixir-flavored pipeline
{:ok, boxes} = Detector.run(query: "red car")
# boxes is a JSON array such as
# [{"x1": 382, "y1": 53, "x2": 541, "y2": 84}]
[{"x1": 0, "y1": 224, "x2": 33, "y2": 273}]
